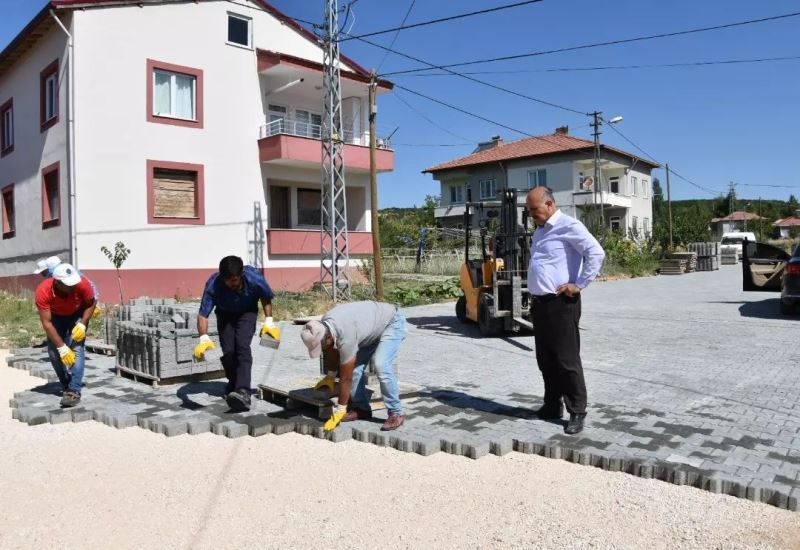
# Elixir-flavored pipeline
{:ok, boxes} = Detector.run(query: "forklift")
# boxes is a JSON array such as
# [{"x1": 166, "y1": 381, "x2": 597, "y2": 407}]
[{"x1": 455, "y1": 187, "x2": 534, "y2": 336}]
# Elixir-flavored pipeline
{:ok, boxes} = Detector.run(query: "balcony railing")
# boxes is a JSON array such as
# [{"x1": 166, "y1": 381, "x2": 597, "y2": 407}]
[{"x1": 258, "y1": 116, "x2": 392, "y2": 149}]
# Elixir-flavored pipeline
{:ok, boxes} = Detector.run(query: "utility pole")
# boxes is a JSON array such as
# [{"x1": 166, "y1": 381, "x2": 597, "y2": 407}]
[
  {"x1": 759, "y1": 196, "x2": 762, "y2": 240},
  {"x1": 590, "y1": 111, "x2": 604, "y2": 230},
  {"x1": 320, "y1": 0, "x2": 351, "y2": 301},
  {"x1": 666, "y1": 163, "x2": 673, "y2": 251},
  {"x1": 728, "y1": 181, "x2": 736, "y2": 215},
  {"x1": 368, "y1": 72, "x2": 384, "y2": 300}
]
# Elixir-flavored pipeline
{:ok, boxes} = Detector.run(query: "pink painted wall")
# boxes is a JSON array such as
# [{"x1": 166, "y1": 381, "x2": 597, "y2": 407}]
[
  {"x1": 258, "y1": 134, "x2": 393, "y2": 172},
  {"x1": 267, "y1": 229, "x2": 373, "y2": 255}
]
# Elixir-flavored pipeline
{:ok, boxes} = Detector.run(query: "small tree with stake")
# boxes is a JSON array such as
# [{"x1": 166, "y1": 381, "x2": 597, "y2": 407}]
[{"x1": 100, "y1": 241, "x2": 131, "y2": 304}]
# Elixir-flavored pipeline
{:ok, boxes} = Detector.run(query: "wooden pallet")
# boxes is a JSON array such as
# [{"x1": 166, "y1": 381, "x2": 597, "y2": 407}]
[
  {"x1": 259, "y1": 381, "x2": 423, "y2": 420},
  {"x1": 115, "y1": 364, "x2": 225, "y2": 389},
  {"x1": 86, "y1": 339, "x2": 116, "y2": 356}
]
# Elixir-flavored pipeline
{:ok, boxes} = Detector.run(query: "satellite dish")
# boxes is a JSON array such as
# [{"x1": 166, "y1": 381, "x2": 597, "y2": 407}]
[{"x1": 581, "y1": 176, "x2": 594, "y2": 190}]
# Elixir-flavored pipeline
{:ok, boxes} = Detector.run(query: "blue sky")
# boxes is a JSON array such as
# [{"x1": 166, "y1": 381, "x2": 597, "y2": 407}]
[{"x1": 3, "y1": 0, "x2": 799, "y2": 207}]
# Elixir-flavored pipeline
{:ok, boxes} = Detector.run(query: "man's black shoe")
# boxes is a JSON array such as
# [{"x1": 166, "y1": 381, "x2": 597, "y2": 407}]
[
  {"x1": 226, "y1": 389, "x2": 251, "y2": 412},
  {"x1": 535, "y1": 404, "x2": 564, "y2": 420},
  {"x1": 565, "y1": 413, "x2": 586, "y2": 435}
]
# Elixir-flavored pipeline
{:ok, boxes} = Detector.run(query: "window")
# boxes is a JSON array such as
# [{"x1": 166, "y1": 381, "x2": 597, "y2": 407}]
[
  {"x1": 1, "y1": 98, "x2": 12, "y2": 156},
  {"x1": 40, "y1": 59, "x2": 59, "y2": 132},
  {"x1": 267, "y1": 104, "x2": 287, "y2": 135},
  {"x1": 631, "y1": 216, "x2": 638, "y2": 236},
  {"x1": 631, "y1": 176, "x2": 638, "y2": 196},
  {"x1": 610, "y1": 216, "x2": 621, "y2": 232},
  {"x1": 642, "y1": 179, "x2": 649, "y2": 198},
  {"x1": 295, "y1": 109, "x2": 322, "y2": 139},
  {"x1": 297, "y1": 188, "x2": 321, "y2": 226},
  {"x1": 41, "y1": 162, "x2": 60, "y2": 229},
  {"x1": 609, "y1": 176, "x2": 619, "y2": 194},
  {"x1": 227, "y1": 13, "x2": 252, "y2": 48},
  {"x1": 147, "y1": 160, "x2": 204, "y2": 225},
  {"x1": 2, "y1": 184, "x2": 14, "y2": 239},
  {"x1": 147, "y1": 59, "x2": 204, "y2": 128},
  {"x1": 449, "y1": 185, "x2": 464, "y2": 204},
  {"x1": 643, "y1": 217, "x2": 650, "y2": 235},
  {"x1": 527, "y1": 169, "x2": 547, "y2": 189},
  {"x1": 479, "y1": 178, "x2": 496, "y2": 200}
]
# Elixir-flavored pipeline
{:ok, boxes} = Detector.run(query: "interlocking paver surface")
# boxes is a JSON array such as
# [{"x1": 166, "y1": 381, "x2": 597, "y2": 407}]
[{"x1": 6, "y1": 264, "x2": 800, "y2": 509}]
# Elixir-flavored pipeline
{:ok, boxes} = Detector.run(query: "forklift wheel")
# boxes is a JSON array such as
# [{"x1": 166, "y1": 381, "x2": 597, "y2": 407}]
[
  {"x1": 455, "y1": 295, "x2": 468, "y2": 323},
  {"x1": 478, "y1": 294, "x2": 504, "y2": 337}
]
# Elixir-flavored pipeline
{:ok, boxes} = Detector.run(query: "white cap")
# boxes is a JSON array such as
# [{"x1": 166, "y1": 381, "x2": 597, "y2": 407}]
[
  {"x1": 33, "y1": 256, "x2": 61, "y2": 275},
  {"x1": 301, "y1": 320, "x2": 327, "y2": 358},
  {"x1": 52, "y1": 263, "x2": 81, "y2": 287}
]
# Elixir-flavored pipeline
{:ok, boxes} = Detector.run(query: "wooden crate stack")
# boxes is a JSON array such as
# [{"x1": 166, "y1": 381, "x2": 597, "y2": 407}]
[{"x1": 688, "y1": 242, "x2": 721, "y2": 271}]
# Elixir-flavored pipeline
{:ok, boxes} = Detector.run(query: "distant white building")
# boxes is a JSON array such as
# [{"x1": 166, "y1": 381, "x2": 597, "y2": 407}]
[
  {"x1": 0, "y1": 0, "x2": 394, "y2": 297},
  {"x1": 424, "y1": 129, "x2": 659, "y2": 236}
]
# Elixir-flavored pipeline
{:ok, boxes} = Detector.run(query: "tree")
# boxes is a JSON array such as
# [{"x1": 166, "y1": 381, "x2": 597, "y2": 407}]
[
  {"x1": 784, "y1": 195, "x2": 799, "y2": 217},
  {"x1": 100, "y1": 242, "x2": 131, "y2": 304}
]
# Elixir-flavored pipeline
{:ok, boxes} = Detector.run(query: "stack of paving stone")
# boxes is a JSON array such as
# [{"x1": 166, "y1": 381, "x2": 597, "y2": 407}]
[
  {"x1": 721, "y1": 246, "x2": 739, "y2": 265},
  {"x1": 114, "y1": 298, "x2": 223, "y2": 383},
  {"x1": 688, "y1": 242, "x2": 720, "y2": 271},
  {"x1": 659, "y1": 252, "x2": 697, "y2": 275}
]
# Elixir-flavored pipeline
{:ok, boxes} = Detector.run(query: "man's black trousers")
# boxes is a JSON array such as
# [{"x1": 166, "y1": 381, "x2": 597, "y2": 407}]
[
  {"x1": 216, "y1": 310, "x2": 257, "y2": 393},
  {"x1": 531, "y1": 293, "x2": 587, "y2": 415}
]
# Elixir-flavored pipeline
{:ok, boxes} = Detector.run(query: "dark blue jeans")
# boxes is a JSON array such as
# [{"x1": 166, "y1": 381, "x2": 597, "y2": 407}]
[
  {"x1": 46, "y1": 314, "x2": 85, "y2": 393},
  {"x1": 216, "y1": 310, "x2": 257, "y2": 392}
]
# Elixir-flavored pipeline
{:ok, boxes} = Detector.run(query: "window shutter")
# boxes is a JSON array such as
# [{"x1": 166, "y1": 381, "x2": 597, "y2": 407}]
[{"x1": 153, "y1": 169, "x2": 197, "y2": 218}]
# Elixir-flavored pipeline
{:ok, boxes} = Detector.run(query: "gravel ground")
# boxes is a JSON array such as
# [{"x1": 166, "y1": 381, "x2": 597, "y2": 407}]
[{"x1": 1, "y1": 352, "x2": 798, "y2": 550}]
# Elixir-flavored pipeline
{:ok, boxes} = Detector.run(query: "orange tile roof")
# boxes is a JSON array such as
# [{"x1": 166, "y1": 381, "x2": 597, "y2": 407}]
[
  {"x1": 773, "y1": 216, "x2": 800, "y2": 227},
  {"x1": 712, "y1": 211, "x2": 764, "y2": 222},
  {"x1": 424, "y1": 133, "x2": 660, "y2": 173}
]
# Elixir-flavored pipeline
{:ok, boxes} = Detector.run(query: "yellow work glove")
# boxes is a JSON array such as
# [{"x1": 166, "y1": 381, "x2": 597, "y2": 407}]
[
  {"x1": 324, "y1": 404, "x2": 347, "y2": 432},
  {"x1": 260, "y1": 317, "x2": 281, "y2": 341},
  {"x1": 57, "y1": 344, "x2": 76, "y2": 368},
  {"x1": 313, "y1": 370, "x2": 337, "y2": 393},
  {"x1": 71, "y1": 322, "x2": 86, "y2": 343},
  {"x1": 193, "y1": 334, "x2": 215, "y2": 360}
]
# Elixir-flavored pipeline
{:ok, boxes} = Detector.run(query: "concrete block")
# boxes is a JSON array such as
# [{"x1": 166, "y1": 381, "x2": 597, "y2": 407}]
[
  {"x1": 71, "y1": 409, "x2": 94, "y2": 422},
  {"x1": 413, "y1": 439, "x2": 440, "y2": 456},
  {"x1": 329, "y1": 428, "x2": 352, "y2": 443},
  {"x1": 164, "y1": 422, "x2": 189, "y2": 437},
  {"x1": 466, "y1": 441, "x2": 490, "y2": 459},
  {"x1": 49, "y1": 411, "x2": 74, "y2": 425},
  {"x1": 490, "y1": 440, "x2": 513, "y2": 456},
  {"x1": 111, "y1": 415, "x2": 138, "y2": 429},
  {"x1": 223, "y1": 422, "x2": 249, "y2": 438},
  {"x1": 187, "y1": 420, "x2": 211, "y2": 435}
]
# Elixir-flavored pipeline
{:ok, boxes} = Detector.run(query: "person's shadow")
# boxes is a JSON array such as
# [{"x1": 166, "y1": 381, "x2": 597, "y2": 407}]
[{"x1": 176, "y1": 381, "x2": 229, "y2": 410}]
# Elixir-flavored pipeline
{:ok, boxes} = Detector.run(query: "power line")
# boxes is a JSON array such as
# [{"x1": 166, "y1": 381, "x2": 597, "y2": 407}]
[
  {"x1": 349, "y1": 33, "x2": 588, "y2": 115},
  {"x1": 376, "y1": 0, "x2": 416, "y2": 73},
  {"x1": 395, "y1": 55, "x2": 800, "y2": 76},
  {"x1": 380, "y1": 11, "x2": 800, "y2": 77},
  {"x1": 395, "y1": 85, "x2": 535, "y2": 137},
  {"x1": 391, "y1": 91, "x2": 477, "y2": 143},
  {"x1": 339, "y1": 0, "x2": 544, "y2": 42},
  {"x1": 602, "y1": 123, "x2": 721, "y2": 196}
]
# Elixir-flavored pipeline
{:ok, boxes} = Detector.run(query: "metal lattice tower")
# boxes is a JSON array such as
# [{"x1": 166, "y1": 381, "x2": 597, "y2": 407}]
[{"x1": 320, "y1": 0, "x2": 351, "y2": 301}]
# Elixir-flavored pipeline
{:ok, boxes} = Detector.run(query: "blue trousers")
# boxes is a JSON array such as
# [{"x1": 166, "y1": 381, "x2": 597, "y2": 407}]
[{"x1": 46, "y1": 315, "x2": 85, "y2": 393}]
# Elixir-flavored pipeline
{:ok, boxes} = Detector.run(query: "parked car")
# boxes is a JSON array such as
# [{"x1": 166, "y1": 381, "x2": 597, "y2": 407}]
[
  {"x1": 722, "y1": 231, "x2": 757, "y2": 261},
  {"x1": 741, "y1": 240, "x2": 800, "y2": 314}
]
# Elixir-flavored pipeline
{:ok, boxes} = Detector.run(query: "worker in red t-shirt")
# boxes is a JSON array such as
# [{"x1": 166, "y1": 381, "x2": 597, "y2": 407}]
[{"x1": 34, "y1": 263, "x2": 97, "y2": 408}]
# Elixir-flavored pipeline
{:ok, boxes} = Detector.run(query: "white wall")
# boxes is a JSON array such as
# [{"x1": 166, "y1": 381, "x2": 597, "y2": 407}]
[
  {"x1": 70, "y1": 0, "x2": 369, "y2": 271},
  {"x1": 0, "y1": 18, "x2": 70, "y2": 276}
]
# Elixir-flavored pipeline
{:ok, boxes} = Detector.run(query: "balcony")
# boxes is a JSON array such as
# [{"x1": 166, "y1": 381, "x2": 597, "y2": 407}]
[
  {"x1": 258, "y1": 117, "x2": 394, "y2": 173},
  {"x1": 434, "y1": 204, "x2": 467, "y2": 219},
  {"x1": 267, "y1": 229, "x2": 374, "y2": 255},
  {"x1": 573, "y1": 190, "x2": 632, "y2": 209}
]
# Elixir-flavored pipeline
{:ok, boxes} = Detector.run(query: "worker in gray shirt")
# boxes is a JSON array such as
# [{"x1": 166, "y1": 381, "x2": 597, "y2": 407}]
[{"x1": 301, "y1": 301, "x2": 406, "y2": 432}]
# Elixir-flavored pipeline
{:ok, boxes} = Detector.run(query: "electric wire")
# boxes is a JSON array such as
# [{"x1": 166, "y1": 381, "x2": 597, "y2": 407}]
[{"x1": 380, "y1": 11, "x2": 800, "y2": 76}]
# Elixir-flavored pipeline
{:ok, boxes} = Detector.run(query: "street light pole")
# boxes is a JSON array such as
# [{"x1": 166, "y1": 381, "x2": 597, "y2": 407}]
[{"x1": 591, "y1": 111, "x2": 603, "y2": 230}]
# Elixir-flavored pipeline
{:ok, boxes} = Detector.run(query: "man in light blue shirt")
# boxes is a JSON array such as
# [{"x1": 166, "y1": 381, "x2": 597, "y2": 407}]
[{"x1": 526, "y1": 186, "x2": 605, "y2": 435}]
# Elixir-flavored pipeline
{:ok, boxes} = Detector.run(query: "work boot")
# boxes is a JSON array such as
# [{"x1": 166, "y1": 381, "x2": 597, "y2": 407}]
[
  {"x1": 343, "y1": 407, "x2": 372, "y2": 422},
  {"x1": 564, "y1": 413, "x2": 586, "y2": 435},
  {"x1": 226, "y1": 389, "x2": 251, "y2": 412},
  {"x1": 380, "y1": 412, "x2": 405, "y2": 431},
  {"x1": 60, "y1": 390, "x2": 81, "y2": 408},
  {"x1": 535, "y1": 403, "x2": 564, "y2": 420}
]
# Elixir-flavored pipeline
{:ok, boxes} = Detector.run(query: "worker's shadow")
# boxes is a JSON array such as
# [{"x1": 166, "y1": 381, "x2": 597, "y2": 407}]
[
  {"x1": 424, "y1": 389, "x2": 561, "y2": 425},
  {"x1": 404, "y1": 315, "x2": 481, "y2": 338}
]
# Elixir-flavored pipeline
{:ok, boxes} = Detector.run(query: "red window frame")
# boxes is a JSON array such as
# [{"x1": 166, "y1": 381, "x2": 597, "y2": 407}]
[
  {"x1": 146, "y1": 59, "x2": 204, "y2": 129},
  {"x1": 40, "y1": 59, "x2": 59, "y2": 132},
  {"x1": 0, "y1": 98, "x2": 13, "y2": 157},
  {"x1": 41, "y1": 161, "x2": 61, "y2": 229},
  {"x1": 2, "y1": 184, "x2": 15, "y2": 239},
  {"x1": 146, "y1": 159, "x2": 205, "y2": 225}
]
